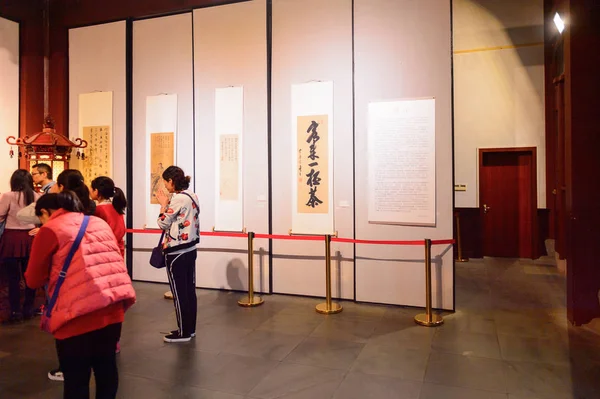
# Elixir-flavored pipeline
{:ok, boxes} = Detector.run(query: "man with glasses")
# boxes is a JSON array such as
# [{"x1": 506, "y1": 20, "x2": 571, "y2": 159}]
[
  {"x1": 31, "y1": 163, "x2": 55, "y2": 194},
  {"x1": 17, "y1": 164, "x2": 55, "y2": 225}
]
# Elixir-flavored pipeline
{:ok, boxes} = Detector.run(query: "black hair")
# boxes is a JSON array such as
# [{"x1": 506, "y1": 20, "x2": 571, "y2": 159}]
[
  {"x1": 10, "y1": 169, "x2": 35, "y2": 206},
  {"x1": 91, "y1": 176, "x2": 127, "y2": 215},
  {"x1": 56, "y1": 169, "x2": 94, "y2": 214},
  {"x1": 162, "y1": 166, "x2": 191, "y2": 191},
  {"x1": 33, "y1": 163, "x2": 53, "y2": 180},
  {"x1": 35, "y1": 191, "x2": 84, "y2": 216}
]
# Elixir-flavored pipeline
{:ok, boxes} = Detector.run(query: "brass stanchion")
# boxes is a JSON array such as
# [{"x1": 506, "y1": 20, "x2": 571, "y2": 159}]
[
  {"x1": 316, "y1": 235, "x2": 342, "y2": 314},
  {"x1": 238, "y1": 232, "x2": 264, "y2": 307},
  {"x1": 455, "y1": 212, "x2": 468, "y2": 262},
  {"x1": 414, "y1": 239, "x2": 444, "y2": 327}
]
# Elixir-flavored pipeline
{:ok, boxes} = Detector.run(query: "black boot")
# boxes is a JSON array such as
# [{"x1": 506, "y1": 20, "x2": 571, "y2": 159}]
[{"x1": 2, "y1": 312, "x2": 23, "y2": 325}]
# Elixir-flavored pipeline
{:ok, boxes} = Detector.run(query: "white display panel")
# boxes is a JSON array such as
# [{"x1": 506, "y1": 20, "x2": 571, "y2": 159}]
[
  {"x1": 194, "y1": 1, "x2": 268, "y2": 292},
  {"x1": 214, "y1": 86, "x2": 244, "y2": 232},
  {"x1": 368, "y1": 98, "x2": 436, "y2": 226},
  {"x1": 0, "y1": 17, "x2": 19, "y2": 193},
  {"x1": 132, "y1": 14, "x2": 194, "y2": 283},
  {"x1": 291, "y1": 81, "x2": 335, "y2": 235},
  {"x1": 69, "y1": 21, "x2": 126, "y2": 191},
  {"x1": 355, "y1": 0, "x2": 454, "y2": 309},
  {"x1": 272, "y1": 0, "x2": 354, "y2": 298}
]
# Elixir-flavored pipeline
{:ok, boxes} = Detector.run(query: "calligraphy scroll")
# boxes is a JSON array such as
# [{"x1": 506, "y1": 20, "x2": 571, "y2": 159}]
[
  {"x1": 77, "y1": 92, "x2": 113, "y2": 183},
  {"x1": 219, "y1": 134, "x2": 239, "y2": 201},
  {"x1": 296, "y1": 115, "x2": 329, "y2": 213},
  {"x1": 81, "y1": 126, "x2": 111, "y2": 183},
  {"x1": 291, "y1": 81, "x2": 334, "y2": 235},
  {"x1": 150, "y1": 132, "x2": 174, "y2": 204},
  {"x1": 214, "y1": 86, "x2": 244, "y2": 232}
]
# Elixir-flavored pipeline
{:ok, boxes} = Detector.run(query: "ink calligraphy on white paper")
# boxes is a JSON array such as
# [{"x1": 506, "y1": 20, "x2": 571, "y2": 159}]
[
  {"x1": 82, "y1": 126, "x2": 111, "y2": 183},
  {"x1": 367, "y1": 98, "x2": 436, "y2": 226}
]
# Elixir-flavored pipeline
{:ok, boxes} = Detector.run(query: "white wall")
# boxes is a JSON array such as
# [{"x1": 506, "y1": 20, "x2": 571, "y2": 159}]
[
  {"x1": 0, "y1": 17, "x2": 19, "y2": 193},
  {"x1": 453, "y1": 0, "x2": 546, "y2": 208}
]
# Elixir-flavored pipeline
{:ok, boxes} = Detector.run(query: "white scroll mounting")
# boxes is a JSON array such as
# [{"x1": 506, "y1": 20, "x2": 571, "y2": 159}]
[
  {"x1": 291, "y1": 81, "x2": 334, "y2": 235},
  {"x1": 214, "y1": 87, "x2": 244, "y2": 232}
]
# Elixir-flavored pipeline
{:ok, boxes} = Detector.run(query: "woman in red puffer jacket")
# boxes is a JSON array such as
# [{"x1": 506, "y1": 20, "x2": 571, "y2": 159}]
[{"x1": 25, "y1": 191, "x2": 136, "y2": 399}]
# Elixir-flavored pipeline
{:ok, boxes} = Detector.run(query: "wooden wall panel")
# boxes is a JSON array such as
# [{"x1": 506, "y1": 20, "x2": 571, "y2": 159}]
[
  {"x1": 454, "y1": 208, "x2": 550, "y2": 260},
  {"x1": 0, "y1": 1, "x2": 44, "y2": 167}
]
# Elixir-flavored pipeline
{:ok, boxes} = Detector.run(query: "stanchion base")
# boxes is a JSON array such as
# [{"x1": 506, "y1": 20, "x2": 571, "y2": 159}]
[
  {"x1": 164, "y1": 291, "x2": 173, "y2": 300},
  {"x1": 456, "y1": 257, "x2": 469, "y2": 263},
  {"x1": 316, "y1": 303, "x2": 343, "y2": 314},
  {"x1": 238, "y1": 296, "x2": 264, "y2": 307},
  {"x1": 414, "y1": 313, "x2": 444, "y2": 327}
]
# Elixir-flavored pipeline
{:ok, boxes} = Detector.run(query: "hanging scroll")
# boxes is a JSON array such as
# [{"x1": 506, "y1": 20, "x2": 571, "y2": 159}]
[
  {"x1": 214, "y1": 87, "x2": 244, "y2": 232},
  {"x1": 78, "y1": 92, "x2": 113, "y2": 183},
  {"x1": 291, "y1": 81, "x2": 334, "y2": 235}
]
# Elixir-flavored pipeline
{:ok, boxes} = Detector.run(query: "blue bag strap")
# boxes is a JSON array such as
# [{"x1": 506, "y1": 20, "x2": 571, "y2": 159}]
[
  {"x1": 45, "y1": 215, "x2": 90, "y2": 318},
  {"x1": 180, "y1": 192, "x2": 200, "y2": 235},
  {"x1": 180, "y1": 191, "x2": 199, "y2": 211}
]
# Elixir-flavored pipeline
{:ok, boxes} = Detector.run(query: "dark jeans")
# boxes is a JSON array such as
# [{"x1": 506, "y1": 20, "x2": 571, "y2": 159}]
[
  {"x1": 4, "y1": 257, "x2": 36, "y2": 315},
  {"x1": 166, "y1": 250, "x2": 197, "y2": 336},
  {"x1": 55, "y1": 323, "x2": 122, "y2": 399}
]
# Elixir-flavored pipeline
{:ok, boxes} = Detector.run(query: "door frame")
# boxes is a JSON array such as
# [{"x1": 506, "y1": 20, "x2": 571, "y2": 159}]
[{"x1": 478, "y1": 147, "x2": 538, "y2": 259}]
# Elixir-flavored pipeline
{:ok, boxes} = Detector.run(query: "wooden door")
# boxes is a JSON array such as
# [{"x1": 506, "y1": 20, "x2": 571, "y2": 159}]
[{"x1": 479, "y1": 149, "x2": 537, "y2": 258}]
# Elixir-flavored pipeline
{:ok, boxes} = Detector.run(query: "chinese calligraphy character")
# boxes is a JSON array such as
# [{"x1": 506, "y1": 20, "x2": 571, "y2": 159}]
[
  {"x1": 306, "y1": 168, "x2": 321, "y2": 187},
  {"x1": 306, "y1": 120, "x2": 320, "y2": 161},
  {"x1": 306, "y1": 187, "x2": 323, "y2": 208}
]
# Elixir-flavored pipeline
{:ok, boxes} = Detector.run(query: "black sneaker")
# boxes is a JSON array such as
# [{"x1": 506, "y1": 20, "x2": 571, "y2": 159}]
[
  {"x1": 48, "y1": 368, "x2": 64, "y2": 382},
  {"x1": 170, "y1": 330, "x2": 196, "y2": 338},
  {"x1": 163, "y1": 331, "x2": 192, "y2": 343},
  {"x1": 2, "y1": 312, "x2": 23, "y2": 325},
  {"x1": 23, "y1": 309, "x2": 35, "y2": 320}
]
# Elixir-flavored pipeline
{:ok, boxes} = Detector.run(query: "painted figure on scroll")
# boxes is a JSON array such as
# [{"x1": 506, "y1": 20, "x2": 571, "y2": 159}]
[{"x1": 150, "y1": 162, "x2": 165, "y2": 204}]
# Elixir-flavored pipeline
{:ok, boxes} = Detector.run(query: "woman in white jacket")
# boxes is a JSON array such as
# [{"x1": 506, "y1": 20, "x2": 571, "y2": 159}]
[{"x1": 155, "y1": 166, "x2": 200, "y2": 343}]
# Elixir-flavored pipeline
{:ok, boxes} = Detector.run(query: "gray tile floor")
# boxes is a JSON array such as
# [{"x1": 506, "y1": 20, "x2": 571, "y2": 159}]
[{"x1": 1, "y1": 258, "x2": 600, "y2": 398}]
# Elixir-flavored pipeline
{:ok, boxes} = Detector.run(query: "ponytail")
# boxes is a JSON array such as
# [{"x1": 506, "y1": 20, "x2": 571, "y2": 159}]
[
  {"x1": 112, "y1": 187, "x2": 127, "y2": 215},
  {"x1": 91, "y1": 176, "x2": 127, "y2": 215}
]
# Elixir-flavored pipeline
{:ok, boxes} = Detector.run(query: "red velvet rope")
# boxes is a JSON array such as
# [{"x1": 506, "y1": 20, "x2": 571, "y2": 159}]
[{"x1": 125, "y1": 229, "x2": 454, "y2": 246}]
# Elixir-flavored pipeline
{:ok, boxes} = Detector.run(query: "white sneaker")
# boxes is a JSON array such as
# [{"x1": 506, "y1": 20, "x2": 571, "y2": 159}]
[
  {"x1": 163, "y1": 332, "x2": 192, "y2": 343},
  {"x1": 48, "y1": 368, "x2": 64, "y2": 382},
  {"x1": 171, "y1": 329, "x2": 195, "y2": 338}
]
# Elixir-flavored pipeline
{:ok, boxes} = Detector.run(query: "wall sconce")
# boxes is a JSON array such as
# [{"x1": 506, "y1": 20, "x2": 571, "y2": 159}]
[{"x1": 554, "y1": 12, "x2": 565, "y2": 34}]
